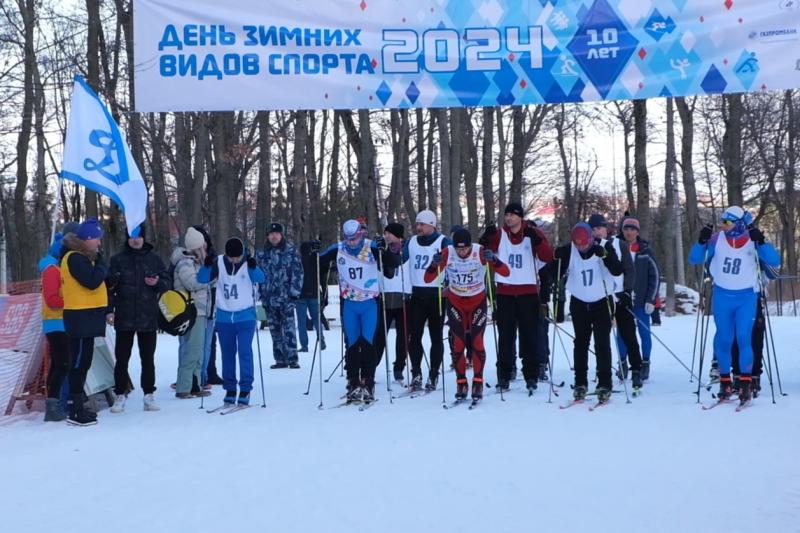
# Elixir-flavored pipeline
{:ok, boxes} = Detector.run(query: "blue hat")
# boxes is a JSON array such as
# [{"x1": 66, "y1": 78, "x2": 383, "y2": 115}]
[{"x1": 77, "y1": 218, "x2": 103, "y2": 241}]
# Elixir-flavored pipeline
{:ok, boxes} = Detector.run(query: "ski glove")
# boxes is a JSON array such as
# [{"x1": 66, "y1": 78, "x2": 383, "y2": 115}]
[
  {"x1": 246, "y1": 257, "x2": 257, "y2": 269},
  {"x1": 432, "y1": 251, "x2": 442, "y2": 265},
  {"x1": 482, "y1": 249, "x2": 495, "y2": 262},
  {"x1": 698, "y1": 224, "x2": 713, "y2": 245},
  {"x1": 749, "y1": 227, "x2": 765, "y2": 245},
  {"x1": 590, "y1": 244, "x2": 606, "y2": 258},
  {"x1": 644, "y1": 303, "x2": 655, "y2": 315},
  {"x1": 309, "y1": 240, "x2": 322, "y2": 253},
  {"x1": 617, "y1": 292, "x2": 632, "y2": 309},
  {"x1": 373, "y1": 236, "x2": 387, "y2": 251},
  {"x1": 481, "y1": 224, "x2": 497, "y2": 244}
]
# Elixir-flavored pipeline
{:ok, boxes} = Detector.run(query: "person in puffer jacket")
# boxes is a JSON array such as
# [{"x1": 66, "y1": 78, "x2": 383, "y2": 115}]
[{"x1": 171, "y1": 227, "x2": 212, "y2": 399}]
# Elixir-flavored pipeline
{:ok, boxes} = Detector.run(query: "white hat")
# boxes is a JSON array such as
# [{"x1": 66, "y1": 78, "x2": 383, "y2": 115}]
[
  {"x1": 342, "y1": 219, "x2": 361, "y2": 239},
  {"x1": 415, "y1": 209, "x2": 437, "y2": 227},
  {"x1": 185, "y1": 227, "x2": 205, "y2": 251}
]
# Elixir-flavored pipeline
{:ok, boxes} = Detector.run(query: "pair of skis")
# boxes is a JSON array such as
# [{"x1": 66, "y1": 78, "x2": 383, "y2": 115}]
[
  {"x1": 443, "y1": 398, "x2": 482, "y2": 410},
  {"x1": 559, "y1": 398, "x2": 611, "y2": 411},
  {"x1": 206, "y1": 404, "x2": 250, "y2": 415},
  {"x1": 702, "y1": 398, "x2": 751, "y2": 412},
  {"x1": 327, "y1": 398, "x2": 380, "y2": 411}
]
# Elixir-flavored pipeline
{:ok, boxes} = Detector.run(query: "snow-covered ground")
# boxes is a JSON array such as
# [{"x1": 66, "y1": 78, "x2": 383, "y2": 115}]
[{"x1": 2, "y1": 315, "x2": 798, "y2": 533}]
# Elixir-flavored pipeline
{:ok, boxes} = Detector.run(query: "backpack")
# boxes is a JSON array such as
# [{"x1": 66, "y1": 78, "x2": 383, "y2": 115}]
[{"x1": 157, "y1": 289, "x2": 197, "y2": 336}]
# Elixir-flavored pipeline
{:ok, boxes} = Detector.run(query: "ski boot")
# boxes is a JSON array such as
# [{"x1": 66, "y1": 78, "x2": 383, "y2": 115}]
[
  {"x1": 737, "y1": 376, "x2": 752, "y2": 406},
  {"x1": 616, "y1": 359, "x2": 629, "y2": 381},
  {"x1": 631, "y1": 369, "x2": 643, "y2": 389},
  {"x1": 362, "y1": 379, "x2": 376, "y2": 403},
  {"x1": 752, "y1": 376, "x2": 761, "y2": 398},
  {"x1": 455, "y1": 379, "x2": 469, "y2": 401},
  {"x1": 496, "y1": 377, "x2": 510, "y2": 392},
  {"x1": 393, "y1": 367, "x2": 404, "y2": 382},
  {"x1": 709, "y1": 360, "x2": 720, "y2": 382},
  {"x1": 641, "y1": 360, "x2": 651, "y2": 381},
  {"x1": 224, "y1": 390, "x2": 237, "y2": 404},
  {"x1": 538, "y1": 363, "x2": 549, "y2": 382},
  {"x1": 732, "y1": 374, "x2": 741, "y2": 394},
  {"x1": 595, "y1": 387, "x2": 612, "y2": 403},
  {"x1": 425, "y1": 373, "x2": 439, "y2": 392},
  {"x1": 409, "y1": 373, "x2": 423, "y2": 391},
  {"x1": 237, "y1": 391, "x2": 250, "y2": 406},
  {"x1": 346, "y1": 379, "x2": 363, "y2": 402},
  {"x1": 471, "y1": 379, "x2": 484, "y2": 401},
  {"x1": 510, "y1": 366, "x2": 518, "y2": 382},
  {"x1": 573, "y1": 385, "x2": 588, "y2": 401},
  {"x1": 717, "y1": 375, "x2": 733, "y2": 400},
  {"x1": 525, "y1": 379, "x2": 538, "y2": 394}
]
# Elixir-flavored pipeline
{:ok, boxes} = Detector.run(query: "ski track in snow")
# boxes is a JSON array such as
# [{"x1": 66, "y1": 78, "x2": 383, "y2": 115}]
[{"x1": 1, "y1": 316, "x2": 799, "y2": 533}]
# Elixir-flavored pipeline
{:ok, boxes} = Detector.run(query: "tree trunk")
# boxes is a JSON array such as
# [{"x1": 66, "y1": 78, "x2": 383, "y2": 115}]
[
  {"x1": 782, "y1": 91, "x2": 798, "y2": 275},
  {"x1": 415, "y1": 108, "x2": 426, "y2": 211},
  {"x1": 633, "y1": 99, "x2": 650, "y2": 238},
  {"x1": 290, "y1": 111, "x2": 307, "y2": 240},
  {"x1": 663, "y1": 99, "x2": 677, "y2": 316},
  {"x1": 510, "y1": 106, "x2": 525, "y2": 204},
  {"x1": 255, "y1": 111, "x2": 272, "y2": 244},
  {"x1": 83, "y1": 0, "x2": 102, "y2": 220},
  {"x1": 340, "y1": 110, "x2": 379, "y2": 231},
  {"x1": 436, "y1": 108, "x2": 452, "y2": 234},
  {"x1": 209, "y1": 112, "x2": 237, "y2": 247},
  {"x1": 496, "y1": 107, "x2": 507, "y2": 221},
  {"x1": 398, "y1": 110, "x2": 415, "y2": 225},
  {"x1": 481, "y1": 107, "x2": 495, "y2": 226},
  {"x1": 426, "y1": 112, "x2": 437, "y2": 211},
  {"x1": 463, "y1": 110, "x2": 480, "y2": 235},
  {"x1": 148, "y1": 114, "x2": 171, "y2": 263},
  {"x1": 722, "y1": 93, "x2": 744, "y2": 207},
  {"x1": 449, "y1": 108, "x2": 464, "y2": 228}
]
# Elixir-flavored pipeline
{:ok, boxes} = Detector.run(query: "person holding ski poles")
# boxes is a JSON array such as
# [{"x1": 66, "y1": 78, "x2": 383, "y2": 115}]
[
  {"x1": 318, "y1": 220, "x2": 400, "y2": 403},
  {"x1": 198, "y1": 237, "x2": 266, "y2": 407},
  {"x1": 424, "y1": 228, "x2": 509, "y2": 403},
  {"x1": 688, "y1": 207, "x2": 779, "y2": 406},
  {"x1": 547, "y1": 223, "x2": 623, "y2": 404}
]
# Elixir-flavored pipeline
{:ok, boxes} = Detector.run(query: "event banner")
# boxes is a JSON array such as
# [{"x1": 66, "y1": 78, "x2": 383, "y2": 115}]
[{"x1": 133, "y1": 0, "x2": 800, "y2": 112}]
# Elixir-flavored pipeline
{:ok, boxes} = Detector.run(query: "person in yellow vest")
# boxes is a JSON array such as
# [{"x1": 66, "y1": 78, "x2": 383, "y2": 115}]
[
  {"x1": 39, "y1": 221, "x2": 79, "y2": 422},
  {"x1": 60, "y1": 218, "x2": 109, "y2": 426}
]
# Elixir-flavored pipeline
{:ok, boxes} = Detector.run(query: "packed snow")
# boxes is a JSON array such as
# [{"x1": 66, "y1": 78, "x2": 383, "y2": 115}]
[{"x1": 1, "y1": 314, "x2": 798, "y2": 533}]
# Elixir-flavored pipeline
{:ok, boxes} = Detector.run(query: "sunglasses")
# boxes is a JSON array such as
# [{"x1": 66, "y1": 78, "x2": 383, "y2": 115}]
[{"x1": 721, "y1": 219, "x2": 735, "y2": 226}]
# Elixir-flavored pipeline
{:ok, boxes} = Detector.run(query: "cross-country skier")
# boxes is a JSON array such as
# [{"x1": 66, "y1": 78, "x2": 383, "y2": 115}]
[
  {"x1": 480, "y1": 202, "x2": 553, "y2": 393},
  {"x1": 689, "y1": 207, "x2": 779, "y2": 405},
  {"x1": 424, "y1": 228, "x2": 509, "y2": 402},
  {"x1": 319, "y1": 220, "x2": 399, "y2": 403},
  {"x1": 404, "y1": 210, "x2": 451, "y2": 392},
  {"x1": 198, "y1": 237, "x2": 266, "y2": 406},
  {"x1": 547, "y1": 223, "x2": 623, "y2": 403},
  {"x1": 587, "y1": 213, "x2": 643, "y2": 390}
]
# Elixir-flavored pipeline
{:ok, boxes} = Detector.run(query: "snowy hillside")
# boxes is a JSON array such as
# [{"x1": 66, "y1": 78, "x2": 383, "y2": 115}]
[{"x1": 1, "y1": 315, "x2": 798, "y2": 533}]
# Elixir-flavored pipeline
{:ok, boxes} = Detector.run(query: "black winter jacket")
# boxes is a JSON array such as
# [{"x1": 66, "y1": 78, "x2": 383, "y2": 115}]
[{"x1": 107, "y1": 242, "x2": 170, "y2": 331}]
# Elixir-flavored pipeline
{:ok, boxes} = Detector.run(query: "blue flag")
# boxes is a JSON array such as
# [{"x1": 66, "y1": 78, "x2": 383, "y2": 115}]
[{"x1": 61, "y1": 75, "x2": 147, "y2": 237}]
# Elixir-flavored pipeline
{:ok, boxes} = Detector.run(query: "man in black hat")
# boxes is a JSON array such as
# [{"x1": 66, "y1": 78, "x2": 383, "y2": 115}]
[
  {"x1": 480, "y1": 202, "x2": 553, "y2": 393},
  {"x1": 106, "y1": 224, "x2": 170, "y2": 413},
  {"x1": 256, "y1": 222, "x2": 304, "y2": 369}
]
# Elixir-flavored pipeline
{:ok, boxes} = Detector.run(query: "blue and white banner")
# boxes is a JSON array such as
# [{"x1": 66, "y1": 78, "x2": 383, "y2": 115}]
[
  {"x1": 133, "y1": 0, "x2": 800, "y2": 112},
  {"x1": 62, "y1": 76, "x2": 148, "y2": 236}
]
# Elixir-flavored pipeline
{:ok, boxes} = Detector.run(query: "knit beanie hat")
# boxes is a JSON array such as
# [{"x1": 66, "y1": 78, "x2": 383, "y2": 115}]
[
  {"x1": 384, "y1": 223, "x2": 404, "y2": 239},
  {"x1": 225, "y1": 237, "x2": 245, "y2": 257},
  {"x1": 452, "y1": 228, "x2": 472, "y2": 248},
  {"x1": 571, "y1": 222, "x2": 593, "y2": 249},
  {"x1": 185, "y1": 227, "x2": 206, "y2": 251},
  {"x1": 621, "y1": 216, "x2": 640, "y2": 231},
  {"x1": 504, "y1": 202, "x2": 524, "y2": 218},
  {"x1": 77, "y1": 218, "x2": 103, "y2": 241}
]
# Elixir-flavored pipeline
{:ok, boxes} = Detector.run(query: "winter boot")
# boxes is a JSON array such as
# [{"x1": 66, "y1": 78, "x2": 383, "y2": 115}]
[
  {"x1": 738, "y1": 376, "x2": 752, "y2": 405},
  {"x1": 595, "y1": 387, "x2": 612, "y2": 403},
  {"x1": 471, "y1": 379, "x2": 484, "y2": 400},
  {"x1": 67, "y1": 394, "x2": 98, "y2": 427},
  {"x1": 44, "y1": 398, "x2": 67, "y2": 422},
  {"x1": 573, "y1": 385, "x2": 588, "y2": 401},
  {"x1": 110, "y1": 394, "x2": 127, "y2": 414},
  {"x1": 409, "y1": 373, "x2": 423, "y2": 391},
  {"x1": 288, "y1": 361, "x2": 301, "y2": 369},
  {"x1": 616, "y1": 359, "x2": 629, "y2": 381},
  {"x1": 393, "y1": 367, "x2": 405, "y2": 382},
  {"x1": 143, "y1": 394, "x2": 160, "y2": 411},
  {"x1": 455, "y1": 379, "x2": 469, "y2": 400},
  {"x1": 641, "y1": 360, "x2": 651, "y2": 381},
  {"x1": 525, "y1": 379, "x2": 538, "y2": 393},
  {"x1": 631, "y1": 370, "x2": 643, "y2": 389},
  {"x1": 238, "y1": 391, "x2": 250, "y2": 406},
  {"x1": 717, "y1": 375, "x2": 733, "y2": 400},
  {"x1": 425, "y1": 373, "x2": 439, "y2": 392},
  {"x1": 709, "y1": 360, "x2": 720, "y2": 381},
  {"x1": 270, "y1": 362, "x2": 288, "y2": 369},
  {"x1": 224, "y1": 390, "x2": 237, "y2": 404},
  {"x1": 538, "y1": 363, "x2": 549, "y2": 382}
]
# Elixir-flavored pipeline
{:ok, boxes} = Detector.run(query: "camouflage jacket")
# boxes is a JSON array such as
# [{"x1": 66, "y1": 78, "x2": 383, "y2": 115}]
[{"x1": 256, "y1": 238, "x2": 303, "y2": 304}]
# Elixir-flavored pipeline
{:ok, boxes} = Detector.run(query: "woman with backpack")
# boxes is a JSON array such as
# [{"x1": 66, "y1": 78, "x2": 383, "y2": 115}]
[{"x1": 170, "y1": 227, "x2": 213, "y2": 399}]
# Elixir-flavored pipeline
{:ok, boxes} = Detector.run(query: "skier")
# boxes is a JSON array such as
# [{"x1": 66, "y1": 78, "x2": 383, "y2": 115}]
[
  {"x1": 547, "y1": 223, "x2": 623, "y2": 403},
  {"x1": 404, "y1": 210, "x2": 451, "y2": 391},
  {"x1": 319, "y1": 220, "x2": 399, "y2": 402},
  {"x1": 619, "y1": 216, "x2": 659, "y2": 381},
  {"x1": 39, "y1": 222, "x2": 79, "y2": 422},
  {"x1": 257, "y1": 222, "x2": 303, "y2": 369},
  {"x1": 60, "y1": 218, "x2": 109, "y2": 426},
  {"x1": 480, "y1": 202, "x2": 553, "y2": 393},
  {"x1": 107, "y1": 224, "x2": 170, "y2": 412},
  {"x1": 198, "y1": 237, "x2": 266, "y2": 406},
  {"x1": 587, "y1": 213, "x2": 643, "y2": 390},
  {"x1": 372, "y1": 222, "x2": 411, "y2": 383},
  {"x1": 424, "y1": 228, "x2": 509, "y2": 402},
  {"x1": 689, "y1": 207, "x2": 779, "y2": 405}
]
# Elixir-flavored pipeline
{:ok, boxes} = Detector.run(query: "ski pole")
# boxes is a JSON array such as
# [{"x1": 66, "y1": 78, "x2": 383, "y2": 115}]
[
  {"x1": 756, "y1": 296, "x2": 777, "y2": 404},
  {"x1": 437, "y1": 262, "x2": 446, "y2": 404},
  {"x1": 317, "y1": 250, "x2": 325, "y2": 408},
  {"x1": 378, "y1": 248, "x2": 393, "y2": 403},
  {"x1": 485, "y1": 260, "x2": 503, "y2": 402},
  {"x1": 757, "y1": 270, "x2": 785, "y2": 396},
  {"x1": 252, "y1": 284, "x2": 266, "y2": 408},
  {"x1": 400, "y1": 260, "x2": 411, "y2": 385},
  {"x1": 602, "y1": 280, "x2": 630, "y2": 403},
  {"x1": 689, "y1": 277, "x2": 707, "y2": 383},
  {"x1": 695, "y1": 243, "x2": 712, "y2": 402},
  {"x1": 547, "y1": 257, "x2": 561, "y2": 404},
  {"x1": 625, "y1": 307, "x2": 707, "y2": 386}
]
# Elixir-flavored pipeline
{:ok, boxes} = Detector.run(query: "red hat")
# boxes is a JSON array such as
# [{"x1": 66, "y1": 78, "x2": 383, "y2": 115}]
[{"x1": 571, "y1": 223, "x2": 593, "y2": 249}]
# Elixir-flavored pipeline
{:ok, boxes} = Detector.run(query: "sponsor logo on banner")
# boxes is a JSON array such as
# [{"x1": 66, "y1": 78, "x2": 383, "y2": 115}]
[{"x1": 749, "y1": 28, "x2": 799, "y2": 43}]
